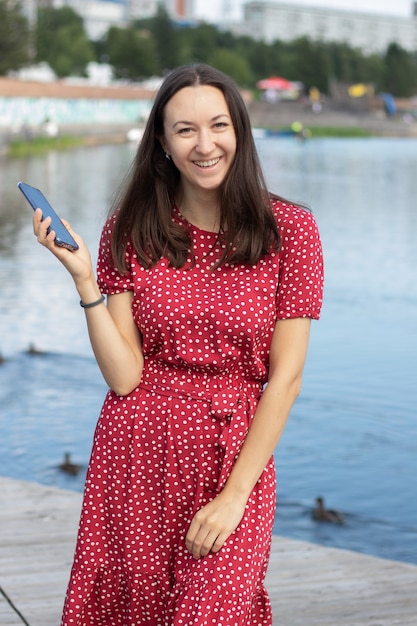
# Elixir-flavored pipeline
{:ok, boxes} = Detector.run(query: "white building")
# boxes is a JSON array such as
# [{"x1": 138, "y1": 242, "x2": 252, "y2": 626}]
[
  {"x1": 241, "y1": 1, "x2": 417, "y2": 54},
  {"x1": 127, "y1": 0, "x2": 195, "y2": 21},
  {"x1": 29, "y1": 0, "x2": 195, "y2": 41},
  {"x1": 61, "y1": 0, "x2": 127, "y2": 40}
]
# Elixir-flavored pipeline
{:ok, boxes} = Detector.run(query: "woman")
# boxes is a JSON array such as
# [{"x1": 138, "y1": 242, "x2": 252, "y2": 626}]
[{"x1": 33, "y1": 64, "x2": 323, "y2": 625}]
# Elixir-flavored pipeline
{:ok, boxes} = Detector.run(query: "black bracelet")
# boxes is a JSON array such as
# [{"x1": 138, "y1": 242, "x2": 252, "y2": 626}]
[{"x1": 80, "y1": 294, "x2": 105, "y2": 309}]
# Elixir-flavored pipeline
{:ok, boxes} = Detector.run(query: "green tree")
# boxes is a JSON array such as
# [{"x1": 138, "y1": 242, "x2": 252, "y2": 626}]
[
  {"x1": 358, "y1": 53, "x2": 384, "y2": 91},
  {"x1": 0, "y1": 0, "x2": 30, "y2": 74},
  {"x1": 149, "y1": 5, "x2": 180, "y2": 71},
  {"x1": 104, "y1": 26, "x2": 158, "y2": 79},
  {"x1": 92, "y1": 18, "x2": 417, "y2": 97},
  {"x1": 288, "y1": 38, "x2": 330, "y2": 93},
  {"x1": 325, "y1": 42, "x2": 383, "y2": 91},
  {"x1": 208, "y1": 49, "x2": 253, "y2": 87},
  {"x1": 177, "y1": 23, "x2": 221, "y2": 64},
  {"x1": 327, "y1": 43, "x2": 356, "y2": 83},
  {"x1": 36, "y1": 7, "x2": 95, "y2": 76},
  {"x1": 383, "y1": 43, "x2": 417, "y2": 97},
  {"x1": 244, "y1": 39, "x2": 278, "y2": 82}
]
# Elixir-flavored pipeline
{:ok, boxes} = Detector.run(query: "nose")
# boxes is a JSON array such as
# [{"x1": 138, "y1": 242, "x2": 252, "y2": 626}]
[{"x1": 196, "y1": 129, "x2": 215, "y2": 154}]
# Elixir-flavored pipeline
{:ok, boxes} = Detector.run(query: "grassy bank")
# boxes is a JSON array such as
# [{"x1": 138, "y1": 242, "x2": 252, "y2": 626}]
[
  {"x1": 7, "y1": 135, "x2": 86, "y2": 158},
  {"x1": 307, "y1": 126, "x2": 372, "y2": 138},
  {"x1": 6, "y1": 124, "x2": 373, "y2": 158}
]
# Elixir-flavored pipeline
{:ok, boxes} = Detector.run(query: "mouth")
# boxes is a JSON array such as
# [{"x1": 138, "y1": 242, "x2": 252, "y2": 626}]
[{"x1": 193, "y1": 157, "x2": 221, "y2": 168}]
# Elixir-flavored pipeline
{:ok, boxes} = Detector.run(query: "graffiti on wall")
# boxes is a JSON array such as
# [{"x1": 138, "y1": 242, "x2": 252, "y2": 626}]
[{"x1": 0, "y1": 96, "x2": 153, "y2": 129}]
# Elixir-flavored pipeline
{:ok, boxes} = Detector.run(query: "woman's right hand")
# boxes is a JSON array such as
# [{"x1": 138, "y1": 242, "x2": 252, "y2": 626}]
[
  {"x1": 34, "y1": 207, "x2": 144, "y2": 394},
  {"x1": 33, "y1": 208, "x2": 95, "y2": 289}
]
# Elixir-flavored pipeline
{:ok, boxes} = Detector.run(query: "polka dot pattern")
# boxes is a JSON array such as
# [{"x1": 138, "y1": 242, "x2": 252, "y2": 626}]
[{"x1": 61, "y1": 200, "x2": 323, "y2": 625}]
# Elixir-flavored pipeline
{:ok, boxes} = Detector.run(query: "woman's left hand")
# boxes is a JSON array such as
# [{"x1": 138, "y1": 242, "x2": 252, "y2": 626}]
[{"x1": 185, "y1": 491, "x2": 246, "y2": 559}]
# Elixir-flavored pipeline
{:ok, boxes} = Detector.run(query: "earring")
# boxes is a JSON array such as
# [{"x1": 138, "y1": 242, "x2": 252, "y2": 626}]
[{"x1": 165, "y1": 152, "x2": 171, "y2": 160}]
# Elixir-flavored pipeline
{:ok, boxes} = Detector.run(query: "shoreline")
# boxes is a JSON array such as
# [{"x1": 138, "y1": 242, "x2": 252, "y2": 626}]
[
  {"x1": 1, "y1": 76, "x2": 416, "y2": 149},
  {"x1": 1, "y1": 112, "x2": 415, "y2": 159},
  {"x1": 248, "y1": 99, "x2": 417, "y2": 137},
  {"x1": 1, "y1": 99, "x2": 416, "y2": 158}
]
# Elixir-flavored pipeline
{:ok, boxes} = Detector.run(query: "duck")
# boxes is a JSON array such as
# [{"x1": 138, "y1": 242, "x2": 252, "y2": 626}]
[
  {"x1": 312, "y1": 497, "x2": 345, "y2": 524},
  {"x1": 26, "y1": 343, "x2": 45, "y2": 356},
  {"x1": 58, "y1": 452, "x2": 82, "y2": 476}
]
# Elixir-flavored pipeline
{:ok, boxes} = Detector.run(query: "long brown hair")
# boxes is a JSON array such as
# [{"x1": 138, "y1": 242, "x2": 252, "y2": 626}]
[{"x1": 111, "y1": 63, "x2": 281, "y2": 270}]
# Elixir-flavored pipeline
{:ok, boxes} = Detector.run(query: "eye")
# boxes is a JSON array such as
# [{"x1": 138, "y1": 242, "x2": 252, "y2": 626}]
[
  {"x1": 178, "y1": 127, "x2": 194, "y2": 135},
  {"x1": 213, "y1": 122, "x2": 229, "y2": 129}
]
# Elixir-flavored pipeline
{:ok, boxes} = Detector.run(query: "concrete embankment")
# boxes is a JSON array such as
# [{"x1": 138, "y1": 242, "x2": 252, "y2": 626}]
[
  {"x1": 1, "y1": 77, "x2": 416, "y2": 149},
  {"x1": 247, "y1": 99, "x2": 417, "y2": 137},
  {"x1": 0, "y1": 76, "x2": 155, "y2": 153}
]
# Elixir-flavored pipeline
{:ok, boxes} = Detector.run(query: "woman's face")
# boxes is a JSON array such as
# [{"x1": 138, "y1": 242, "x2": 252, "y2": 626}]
[{"x1": 162, "y1": 85, "x2": 237, "y2": 195}]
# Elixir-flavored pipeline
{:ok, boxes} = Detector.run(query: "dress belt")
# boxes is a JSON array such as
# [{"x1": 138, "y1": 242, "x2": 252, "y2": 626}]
[{"x1": 139, "y1": 365, "x2": 263, "y2": 491}]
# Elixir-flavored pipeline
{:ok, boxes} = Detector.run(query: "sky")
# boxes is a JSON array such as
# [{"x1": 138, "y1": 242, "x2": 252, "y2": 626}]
[{"x1": 194, "y1": 0, "x2": 413, "y2": 22}]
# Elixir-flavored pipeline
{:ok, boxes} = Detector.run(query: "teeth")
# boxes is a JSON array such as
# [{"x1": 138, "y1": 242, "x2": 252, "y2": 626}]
[{"x1": 194, "y1": 158, "x2": 220, "y2": 167}]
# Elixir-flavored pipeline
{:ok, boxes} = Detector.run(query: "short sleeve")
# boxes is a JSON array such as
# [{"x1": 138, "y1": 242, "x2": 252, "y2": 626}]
[
  {"x1": 274, "y1": 201, "x2": 324, "y2": 320},
  {"x1": 96, "y1": 213, "x2": 134, "y2": 294}
]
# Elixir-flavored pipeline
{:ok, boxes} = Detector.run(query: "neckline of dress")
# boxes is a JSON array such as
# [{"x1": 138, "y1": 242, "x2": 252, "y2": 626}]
[{"x1": 173, "y1": 204, "x2": 221, "y2": 236}]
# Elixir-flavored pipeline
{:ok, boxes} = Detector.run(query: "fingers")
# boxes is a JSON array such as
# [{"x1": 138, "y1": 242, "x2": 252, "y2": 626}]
[
  {"x1": 185, "y1": 496, "x2": 245, "y2": 559},
  {"x1": 33, "y1": 209, "x2": 73, "y2": 252},
  {"x1": 61, "y1": 217, "x2": 72, "y2": 230},
  {"x1": 31, "y1": 209, "x2": 92, "y2": 283},
  {"x1": 32, "y1": 207, "x2": 43, "y2": 236},
  {"x1": 186, "y1": 520, "x2": 226, "y2": 559},
  {"x1": 33, "y1": 208, "x2": 54, "y2": 246}
]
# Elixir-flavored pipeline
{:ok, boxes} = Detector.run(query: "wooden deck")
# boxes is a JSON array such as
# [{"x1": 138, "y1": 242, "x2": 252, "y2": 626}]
[{"x1": 1, "y1": 476, "x2": 416, "y2": 626}]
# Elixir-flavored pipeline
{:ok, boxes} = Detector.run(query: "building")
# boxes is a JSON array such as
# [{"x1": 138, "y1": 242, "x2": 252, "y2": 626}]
[
  {"x1": 241, "y1": 1, "x2": 417, "y2": 54},
  {"x1": 63, "y1": 0, "x2": 127, "y2": 40},
  {"x1": 26, "y1": 0, "x2": 195, "y2": 41},
  {"x1": 127, "y1": 0, "x2": 195, "y2": 21}
]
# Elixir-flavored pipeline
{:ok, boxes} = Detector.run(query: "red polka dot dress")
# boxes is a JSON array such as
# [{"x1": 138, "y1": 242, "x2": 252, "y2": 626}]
[{"x1": 61, "y1": 199, "x2": 323, "y2": 625}]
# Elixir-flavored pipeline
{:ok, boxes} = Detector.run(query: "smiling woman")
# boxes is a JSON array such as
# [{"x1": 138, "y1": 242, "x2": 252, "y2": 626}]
[
  {"x1": 161, "y1": 84, "x2": 237, "y2": 231},
  {"x1": 30, "y1": 63, "x2": 323, "y2": 626}
]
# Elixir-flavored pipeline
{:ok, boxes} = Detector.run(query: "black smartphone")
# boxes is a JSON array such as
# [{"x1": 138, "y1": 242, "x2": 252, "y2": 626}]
[{"x1": 17, "y1": 181, "x2": 79, "y2": 251}]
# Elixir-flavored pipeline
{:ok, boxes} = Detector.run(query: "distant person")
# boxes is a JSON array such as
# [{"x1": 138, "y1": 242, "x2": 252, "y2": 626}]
[
  {"x1": 264, "y1": 87, "x2": 279, "y2": 103},
  {"x1": 33, "y1": 63, "x2": 324, "y2": 625},
  {"x1": 42, "y1": 117, "x2": 59, "y2": 137},
  {"x1": 309, "y1": 86, "x2": 322, "y2": 114}
]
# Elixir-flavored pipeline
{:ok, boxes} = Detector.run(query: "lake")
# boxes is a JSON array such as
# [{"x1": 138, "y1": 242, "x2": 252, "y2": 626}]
[{"x1": 0, "y1": 137, "x2": 416, "y2": 565}]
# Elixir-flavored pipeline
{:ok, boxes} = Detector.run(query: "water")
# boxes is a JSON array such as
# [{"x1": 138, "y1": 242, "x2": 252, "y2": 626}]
[{"x1": 0, "y1": 138, "x2": 416, "y2": 565}]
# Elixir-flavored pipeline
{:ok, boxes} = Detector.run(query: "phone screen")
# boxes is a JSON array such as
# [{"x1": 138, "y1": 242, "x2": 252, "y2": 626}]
[{"x1": 17, "y1": 181, "x2": 79, "y2": 251}]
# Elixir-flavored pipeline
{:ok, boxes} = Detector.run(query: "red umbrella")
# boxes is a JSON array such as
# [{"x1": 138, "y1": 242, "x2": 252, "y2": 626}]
[{"x1": 256, "y1": 76, "x2": 293, "y2": 91}]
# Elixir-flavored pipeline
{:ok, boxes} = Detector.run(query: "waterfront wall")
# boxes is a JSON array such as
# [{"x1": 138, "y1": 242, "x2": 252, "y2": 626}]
[
  {"x1": 0, "y1": 78, "x2": 154, "y2": 129},
  {"x1": 0, "y1": 77, "x2": 415, "y2": 138}
]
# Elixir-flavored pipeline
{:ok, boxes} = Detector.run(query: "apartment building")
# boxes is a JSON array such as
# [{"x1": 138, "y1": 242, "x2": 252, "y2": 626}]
[{"x1": 241, "y1": 1, "x2": 417, "y2": 54}]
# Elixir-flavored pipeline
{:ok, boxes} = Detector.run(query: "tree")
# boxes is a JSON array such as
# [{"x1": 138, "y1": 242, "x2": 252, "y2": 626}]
[
  {"x1": 69, "y1": 15, "x2": 417, "y2": 98},
  {"x1": 358, "y1": 53, "x2": 384, "y2": 92},
  {"x1": 36, "y1": 7, "x2": 95, "y2": 76},
  {"x1": 104, "y1": 26, "x2": 158, "y2": 79},
  {"x1": 288, "y1": 38, "x2": 330, "y2": 93},
  {"x1": 149, "y1": 5, "x2": 180, "y2": 72},
  {"x1": 176, "y1": 22, "x2": 219, "y2": 65},
  {"x1": 244, "y1": 38, "x2": 278, "y2": 81},
  {"x1": 383, "y1": 43, "x2": 417, "y2": 97},
  {"x1": 0, "y1": 0, "x2": 30, "y2": 74},
  {"x1": 327, "y1": 43, "x2": 357, "y2": 84},
  {"x1": 208, "y1": 49, "x2": 253, "y2": 87}
]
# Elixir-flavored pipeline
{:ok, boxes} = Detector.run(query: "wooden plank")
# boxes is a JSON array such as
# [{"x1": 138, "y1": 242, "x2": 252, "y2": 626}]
[
  {"x1": 1, "y1": 477, "x2": 416, "y2": 626},
  {"x1": 0, "y1": 478, "x2": 80, "y2": 626},
  {"x1": 267, "y1": 537, "x2": 417, "y2": 625}
]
